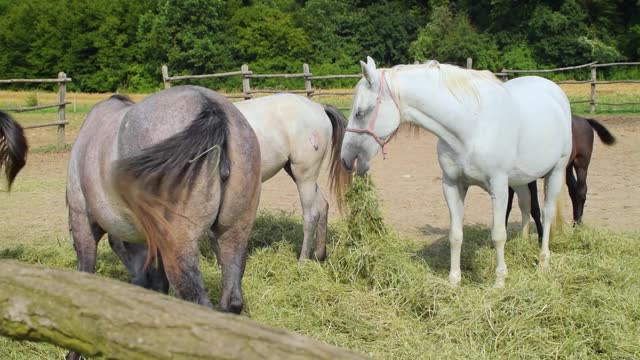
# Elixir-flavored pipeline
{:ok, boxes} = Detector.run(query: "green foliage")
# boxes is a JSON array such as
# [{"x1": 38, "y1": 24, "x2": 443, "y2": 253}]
[
  {"x1": 410, "y1": 5, "x2": 501, "y2": 70},
  {"x1": 1, "y1": 0, "x2": 640, "y2": 92}
]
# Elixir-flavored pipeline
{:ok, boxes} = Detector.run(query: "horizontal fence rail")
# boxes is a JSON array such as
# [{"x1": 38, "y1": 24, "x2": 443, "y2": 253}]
[
  {"x1": 501, "y1": 61, "x2": 640, "y2": 113},
  {"x1": 0, "y1": 72, "x2": 70, "y2": 148},
  {"x1": 163, "y1": 60, "x2": 640, "y2": 114},
  {"x1": 162, "y1": 64, "x2": 363, "y2": 110}
]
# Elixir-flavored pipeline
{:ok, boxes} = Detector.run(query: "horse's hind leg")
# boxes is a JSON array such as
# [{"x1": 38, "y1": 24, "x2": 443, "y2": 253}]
[
  {"x1": 66, "y1": 208, "x2": 104, "y2": 360},
  {"x1": 210, "y1": 208, "x2": 257, "y2": 314},
  {"x1": 489, "y1": 175, "x2": 509, "y2": 288},
  {"x1": 294, "y1": 180, "x2": 326, "y2": 261},
  {"x1": 573, "y1": 164, "x2": 589, "y2": 224},
  {"x1": 69, "y1": 208, "x2": 104, "y2": 273},
  {"x1": 513, "y1": 185, "x2": 532, "y2": 239},
  {"x1": 505, "y1": 186, "x2": 515, "y2": 230},
  {"x1": 161, "y1": 232, "x2": 213, "y2": 307},
  {"x1": 108, "y1": 236, "x2": 169, "y2": 293},
  {"x1": 314, "y1": 190, "x2": 329, "y2": 262},
  {"x1": 540, "y1": 162, "x2": 567, "y2": 269},
  {"x1": 566, "y1": 165, "x2": 580, "y2": 223},
  {"x1": 528, "y1": 181, "x2": 543, "y2": 242}
]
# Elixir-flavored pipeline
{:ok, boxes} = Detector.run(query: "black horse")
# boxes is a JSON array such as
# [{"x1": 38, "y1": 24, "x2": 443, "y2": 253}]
[
  {"x1": 507, "y1": 115, "x2": 616, "y2": 239},
  {"x1": 0, "y1": 111, "x2": 28, "y2": 190}
]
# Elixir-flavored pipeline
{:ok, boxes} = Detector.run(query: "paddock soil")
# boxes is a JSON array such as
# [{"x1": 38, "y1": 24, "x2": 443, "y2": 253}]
[{"x1": 0, "y1": 115, "x2": 638, "y2": 248}]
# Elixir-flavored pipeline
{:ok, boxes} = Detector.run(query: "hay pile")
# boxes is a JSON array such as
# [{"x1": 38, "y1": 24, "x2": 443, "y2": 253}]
[{"x1": 2, "y1": 176, "x2": 640, "y2": 359}]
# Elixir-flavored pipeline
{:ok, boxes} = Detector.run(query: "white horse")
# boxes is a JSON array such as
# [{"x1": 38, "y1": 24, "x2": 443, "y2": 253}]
[
  {"x1": 341, "y1": 57, "x2": 572, "y2": 287},
  {"x1": 235, "y1": 93, "x2": 351, "y2": 261}
]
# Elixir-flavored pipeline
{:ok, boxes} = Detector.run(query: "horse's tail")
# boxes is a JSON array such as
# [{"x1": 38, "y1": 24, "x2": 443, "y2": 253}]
[
  {"x1": 112, "y1": 101, "x2": 229, "y2": 268},
  {"x1": 0, "y1": 111, "x2": 28, "y2": 190},
  {"x1": 323, "y1": 104, "x2": 352, "y2": 213},
  {"x1": 586, "y1": 118, "x2": 616, "y2": 145}
]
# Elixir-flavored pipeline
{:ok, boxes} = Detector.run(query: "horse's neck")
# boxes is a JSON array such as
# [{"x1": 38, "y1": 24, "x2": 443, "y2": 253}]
[{"x1": 394, "y1": 68, "x2": 475, "y2": 153}]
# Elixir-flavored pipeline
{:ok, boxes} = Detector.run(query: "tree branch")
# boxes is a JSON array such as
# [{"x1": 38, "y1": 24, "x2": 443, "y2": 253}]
[{"x1": 0, "y1": 260, "x2": 369, "y2": 360}]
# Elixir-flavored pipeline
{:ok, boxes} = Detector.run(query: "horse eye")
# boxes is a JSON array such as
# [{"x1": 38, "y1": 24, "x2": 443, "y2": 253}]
[{"x1": 356, "y1": 111, "x2": 364, "y2": 118}]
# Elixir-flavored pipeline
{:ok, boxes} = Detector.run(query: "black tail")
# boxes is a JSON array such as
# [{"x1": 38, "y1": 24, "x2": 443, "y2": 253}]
[
  {"x1": 586, "y1": 118, "x2": 616, "y2": 145},
  {"x1": 0, "y1": 111, "x2": 28, "y2": 190},
  {"x1": 323, "y1": 104, "x2": 352, "y2": 213},
  {"x1": 112, "y1": 97, "x2": 229, "y2": 267}
]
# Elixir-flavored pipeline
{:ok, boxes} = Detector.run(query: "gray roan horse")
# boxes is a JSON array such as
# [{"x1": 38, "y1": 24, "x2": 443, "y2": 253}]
[
  {"x1": 66, "y1": 86, "x2": 261, "y2": 323},
  {"x1": 0, "y1": 111, "x2": 28, "y2": 190},
  {"x1": 111, "y1": 93, "x2": 351, "y2": 269}
]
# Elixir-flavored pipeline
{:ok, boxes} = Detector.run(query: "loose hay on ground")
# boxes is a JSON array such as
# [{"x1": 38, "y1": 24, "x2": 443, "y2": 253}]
[{"x1": 1, "y1": 176, "x2": 639, "y2": 359}]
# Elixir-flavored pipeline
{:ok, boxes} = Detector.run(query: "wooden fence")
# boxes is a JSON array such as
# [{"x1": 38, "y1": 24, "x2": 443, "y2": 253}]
[
  {"x1": 164, "y1": 60, "x2": 640, "y2": 114},
  {"x1": 500, "y1": 61, "x2": 640, "y2": 113},
  {"x1": 0, "y1": 72, "x2": 72, "y2": 148},
  {"x1": 162, "y1": 64, "x2": 361, "y2": 110}
]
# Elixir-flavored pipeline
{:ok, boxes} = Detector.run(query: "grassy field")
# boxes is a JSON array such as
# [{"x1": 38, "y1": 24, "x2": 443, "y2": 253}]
[
  {"x1": 1, "y1": 177, "x2": 639, "y2": 359},
  {"x1": 1, "y1": 84, "x2": 639, "y2": 358}
]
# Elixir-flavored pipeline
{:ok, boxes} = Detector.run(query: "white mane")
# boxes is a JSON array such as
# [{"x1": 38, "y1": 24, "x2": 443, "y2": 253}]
[{"x1": 393, "y1": 61, "x2": 503, "y2": 106}]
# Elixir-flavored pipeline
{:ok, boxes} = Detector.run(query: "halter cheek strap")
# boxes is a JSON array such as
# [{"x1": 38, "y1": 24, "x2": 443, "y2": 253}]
[{"x1": 346, "y1": 69, "x2": 401, "y2": 159}]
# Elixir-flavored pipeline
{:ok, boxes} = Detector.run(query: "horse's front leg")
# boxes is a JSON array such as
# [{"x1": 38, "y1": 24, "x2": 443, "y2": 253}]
[
  {"x1": 489, "y1": 176, "x2": 509, "y2": 288},
  {"x1": 442, "y1": 175, "x2": 468, "y2": 287}
]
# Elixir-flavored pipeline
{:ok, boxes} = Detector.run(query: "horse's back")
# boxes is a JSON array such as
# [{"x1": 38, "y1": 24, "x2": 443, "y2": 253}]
[
  {"x1": 504, "y1": 76, "x2": 572, "y2": 182},
  {"x1": 235, "y1": 93, "x2": 330, "y2": 181},
  {"x1": 117, "y1": 86, "x2": 238, "y2": 158}
]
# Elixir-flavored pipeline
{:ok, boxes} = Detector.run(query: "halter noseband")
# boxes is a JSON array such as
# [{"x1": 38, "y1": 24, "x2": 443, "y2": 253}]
[{"x1": 346, "y1": 69, "x2": 401, "y2": 159}]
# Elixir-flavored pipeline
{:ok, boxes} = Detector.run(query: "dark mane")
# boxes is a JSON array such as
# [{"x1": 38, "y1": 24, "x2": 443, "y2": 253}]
[{"x1": 110, "y1": 94, "x2": 135, "y2": 104}]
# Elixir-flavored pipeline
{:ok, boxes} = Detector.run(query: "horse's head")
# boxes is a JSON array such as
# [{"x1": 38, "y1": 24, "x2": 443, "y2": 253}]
[{"x1": 341, "y1": 56, "x2": 401, "y2": 176}]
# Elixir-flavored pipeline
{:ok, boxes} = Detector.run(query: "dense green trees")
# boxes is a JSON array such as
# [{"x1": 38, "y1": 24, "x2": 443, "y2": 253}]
[{"x1": 0, "y1": 0, "x2": 638, "y2": 92}]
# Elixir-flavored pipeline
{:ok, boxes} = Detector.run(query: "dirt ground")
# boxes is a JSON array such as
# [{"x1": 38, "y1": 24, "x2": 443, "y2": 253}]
[
  {"x1": 261, "y1": 115, "x2": 640, "y2": 243},
  {"x1": 0, "y1": 115, "x2": 638, "y2": 248}
]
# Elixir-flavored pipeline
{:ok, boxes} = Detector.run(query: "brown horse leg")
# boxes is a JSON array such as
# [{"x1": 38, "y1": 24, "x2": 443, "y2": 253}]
[
  {"x1": 210, "y1": 222, "x2": 250, "y2": 314},
  {"x1": 505, "y1": 186, "x2": 515, "y2": 230},
  {"x1": 108, "y1": 236, "x2": 169, "y2": 293},
  {"x1": 527, "y1": 181, "x2": 543, "y2": 242},
  {"x1": 566, "y1": 165, "x2": 579, "y2": 223},
  {"x1": 573, "y1": 165, "x2": 588, "y2": 224}
]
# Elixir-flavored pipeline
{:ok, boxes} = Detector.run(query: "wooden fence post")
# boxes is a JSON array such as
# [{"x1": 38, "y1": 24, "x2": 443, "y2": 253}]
[
  {"x1": 162, "y1": 65, "x2": 171, "y2": 89},
  {"x1": 242, "y1": 64, "x2": 251, "y2": 100},
  {"x1": 303, "y1": 63, "x2": 313, "y2": 98},
  {"x1": 466, "y1": 58, "x2": 473, "y2": 69},
  {"x1": 57, "y1": 72, "x2": 66, "y2": 149},
  {"x1": 590, "y1": 66, "x2": 597, "y2": 113}
]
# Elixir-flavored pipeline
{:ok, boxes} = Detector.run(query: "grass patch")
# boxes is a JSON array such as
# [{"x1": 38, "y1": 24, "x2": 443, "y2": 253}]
[
  {"x1": 30, "y1": 144, "x2": 72, "y2": 153},
  {"x1": 1, "y1": 177, "x2": 640, "y2": 359}
]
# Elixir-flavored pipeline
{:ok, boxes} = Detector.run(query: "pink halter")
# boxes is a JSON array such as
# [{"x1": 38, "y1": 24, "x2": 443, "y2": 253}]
[{"x1": 346, "y1": 69, "x2": 402, "y2": 159}]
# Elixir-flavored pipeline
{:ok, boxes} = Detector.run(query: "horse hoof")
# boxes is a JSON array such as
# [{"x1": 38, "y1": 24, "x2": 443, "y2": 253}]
[
  {"x1": 313, "y1": 249, "x2": 327, "y2": 262},
  {"x1": 448, "y1": 273, "x2": 461, "y2": 287},
  {"x1": 493, "y1": 278, "x2": 505, "y2": 288},
  {"x1": 538, "y1": 256, "x2": 550, "y2": 271}
]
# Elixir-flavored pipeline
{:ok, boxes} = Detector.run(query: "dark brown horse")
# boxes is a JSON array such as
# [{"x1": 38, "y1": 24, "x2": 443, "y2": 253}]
[
  {"x1": 66, "y1": 86, "x2": 261, "y2": 316},
  {"x1": 0, "y1": 111, "x2": 28, "y2": 190},
  {"x1": 507, "y1": 115, "x2": 616, "y2": 239}
]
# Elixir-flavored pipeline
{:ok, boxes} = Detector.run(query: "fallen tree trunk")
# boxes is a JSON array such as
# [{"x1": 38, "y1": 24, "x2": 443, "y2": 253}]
[{"x1": 0, "y1": 260, "x2": 369, "y2": 360}]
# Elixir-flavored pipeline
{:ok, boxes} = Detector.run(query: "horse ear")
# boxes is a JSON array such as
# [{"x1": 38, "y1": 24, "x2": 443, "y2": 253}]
[
  {"x1": 361, "y1": 59, "x2": 378, "y2": 86},
  {"x1": 366, "y1": 56, "x2": 376, "y2": 68}
]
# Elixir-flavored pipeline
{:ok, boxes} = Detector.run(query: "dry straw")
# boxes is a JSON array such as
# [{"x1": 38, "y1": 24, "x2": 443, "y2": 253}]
[{"x1": 2, "y1": 176, "x2": 639, "y2": 359}]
